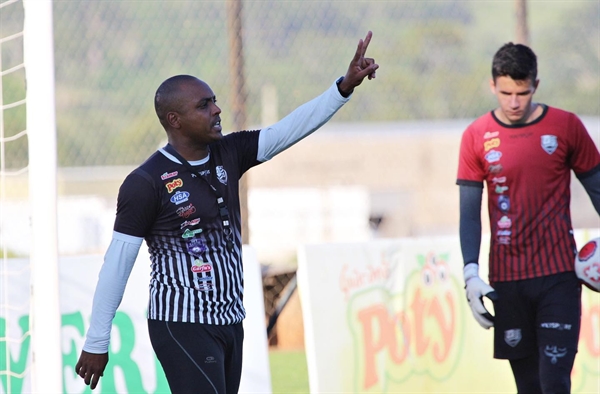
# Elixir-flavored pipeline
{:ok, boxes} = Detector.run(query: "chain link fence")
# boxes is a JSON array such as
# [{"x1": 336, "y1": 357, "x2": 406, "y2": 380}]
[{"x1": 1, "y1": 1, "x2": 598, "y2": 169}]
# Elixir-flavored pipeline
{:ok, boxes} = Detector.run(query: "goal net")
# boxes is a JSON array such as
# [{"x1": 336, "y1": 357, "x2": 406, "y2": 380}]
[{"x1": 1, "y1": 1, "x2": 62, "y2": 393}]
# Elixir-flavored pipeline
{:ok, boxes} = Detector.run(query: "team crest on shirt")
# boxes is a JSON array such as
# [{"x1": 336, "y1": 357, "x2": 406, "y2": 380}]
[
  {"x1": 504, "y1": 329, "x2": 522, "y2": 347},
  {"x1": 216, "y1": 166, "x2": 228, "y2": 185},
  {"x1": 541, "y1": 135, "x2": 558, "y2": 154}
]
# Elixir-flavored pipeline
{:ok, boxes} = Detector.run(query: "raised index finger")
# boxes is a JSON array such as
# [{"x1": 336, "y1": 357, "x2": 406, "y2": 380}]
[{"x1": 360, "y1": 31, "x2": 373, "y2": 57}]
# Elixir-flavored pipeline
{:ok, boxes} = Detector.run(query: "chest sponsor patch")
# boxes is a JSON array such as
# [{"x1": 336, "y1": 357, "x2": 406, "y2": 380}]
[
  {"x1": 165, "y1": 178, "x2": 183, "y2": 193},
  {"x1": 484, "y1": 138, "x2": 501, "y2": 152},
  {"x1": 160, "y1": 171, "x2": 178, "y2": 180},
  {"x1": 541, "y1": 135, "x2": 558, "y2": 154},
  {"x1": 170, "y1": 190, "x2": 190, "y2": 205},
  {"x1": 216, "y1": 165, "x2": 228, "y2": 185},
  {"x1": 176, "y1": 203, "x2": 196, "y2": 218},
  {"x1": 485, "y1": 150, "x2": 502, "y2": 163}
]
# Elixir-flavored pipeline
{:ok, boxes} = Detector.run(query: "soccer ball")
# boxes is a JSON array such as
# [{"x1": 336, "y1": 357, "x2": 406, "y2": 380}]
[{"x1": 575, "y1": 237, "x2": 600, "y2": 292}]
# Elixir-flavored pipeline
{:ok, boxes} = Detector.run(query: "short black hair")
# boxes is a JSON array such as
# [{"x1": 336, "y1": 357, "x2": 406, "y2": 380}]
[
  {"x1": 491, "y1": 42, "x2": 537, "y2": 82},
  {"x1": 154, "y1": 75, "x2": 199, "y2": 126}
]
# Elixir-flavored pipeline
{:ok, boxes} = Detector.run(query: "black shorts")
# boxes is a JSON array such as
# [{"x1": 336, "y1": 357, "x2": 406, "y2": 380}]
[
  {"x1": 491, "y1": 271, "x2": 581, "y2": 360},
  {"x1": 148, "y1": 319, "x2": 244, "y2": 394}
]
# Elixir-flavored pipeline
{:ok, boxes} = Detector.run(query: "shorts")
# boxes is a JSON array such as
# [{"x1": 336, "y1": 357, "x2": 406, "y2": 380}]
[
  {"x1": 148, "y1": 319, "x2": 244, "y2": 394},
  {"x1": 491, "y1": 271, "x2": 581, "y2": 360}
]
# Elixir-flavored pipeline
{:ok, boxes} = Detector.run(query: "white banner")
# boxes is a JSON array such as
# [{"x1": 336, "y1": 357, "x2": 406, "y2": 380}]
[
  {"x1": 0, "y1": 245, "x2": 271, "y2": 393},
  {"x1": 298, "y1": 230, "x2": 600, "y2": 393}
]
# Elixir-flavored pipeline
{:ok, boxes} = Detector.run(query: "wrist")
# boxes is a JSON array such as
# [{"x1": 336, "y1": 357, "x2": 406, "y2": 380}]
[
  {"x1": 463, "y1": 262, "x2": 479, "y2": 282},
  {"x1": 336, "y1": 76, "x2": 353, "y2": 98}
]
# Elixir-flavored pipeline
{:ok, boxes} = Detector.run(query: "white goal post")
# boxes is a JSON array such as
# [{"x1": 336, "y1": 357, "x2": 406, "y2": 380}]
[{"x1": 23, "y1": 1, "x2": 62, "y2": 393}]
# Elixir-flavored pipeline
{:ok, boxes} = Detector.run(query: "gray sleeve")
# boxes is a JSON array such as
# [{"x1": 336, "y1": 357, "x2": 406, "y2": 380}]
[
  {"x1": 256, "y1": 80, "x2": 350, "y2": 162},
  {"x1": 459, "y1": 184, "x2": 484, "y2": 266},
  {"x1": 579, "y1": 169, "x2": 600, "y2": 215}
]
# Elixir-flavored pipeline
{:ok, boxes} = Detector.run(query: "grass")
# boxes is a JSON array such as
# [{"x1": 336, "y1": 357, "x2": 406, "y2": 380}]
[{"x1": 269, "y1": 349, "x2": 310, "y2": 393}]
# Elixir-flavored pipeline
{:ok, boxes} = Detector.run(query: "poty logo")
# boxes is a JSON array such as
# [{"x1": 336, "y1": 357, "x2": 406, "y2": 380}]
[
  {"x1": 165, "y1": 178, "x2": 183, "y2": 193},
  {"x1": 160, "y1": 171, "x2": 178, "y2": 180},
  {"x1": 484, "y1": 138, "x2": 501, "y2": 152},
  {"x1": 170, "y1": 191, "x2": 190, "y2": 205}
]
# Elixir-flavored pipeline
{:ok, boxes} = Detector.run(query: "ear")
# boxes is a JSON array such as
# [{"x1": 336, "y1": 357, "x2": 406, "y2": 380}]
[
  {"x1": 166, "y1": 112, "x2": 180, "y2": 128},
  {"x1": 489, "y1": 78, "x2": 496, "y2": 94},
  {"x1": 533, "y1": 79, "x2": 540, "y2": 92}
]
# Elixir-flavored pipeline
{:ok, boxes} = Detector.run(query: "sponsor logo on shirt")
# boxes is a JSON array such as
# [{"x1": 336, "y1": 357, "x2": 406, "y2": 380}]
[
  {"x1": 541, "y1": 135, "x2": 558, "y2": 154},
  {"x1": 485, "y1": 150, "x2": 502, "y2": 163},
  {"x1": 483, "y1": 131, "x2": 499, "y2": 139},
  {"x1": 491, "y1": 176, "x2": 506, "y2": 184},
  {"x1": 497, "y1": 236, "x2": 511, "y2": 245},
  {"x1": 182, "y1": 228, "x2": 203, "y2": 239},
  {"x1": 176, "y1": 203, "x2": 196, "y2": 218},
  {"x1": 497, "y1": 216, "x2": 512, "y2": 229},
  {"x1": 495, "y1": 185, "x2": 508, "y2": 194},
  {"x1": 160, "y1": 171, "x2": 178, "y2": 180},
  {"x1": 165, "y1": 178, "x2": 183, "y2": 193},
  {"x1": 484, "y1": 138, "x2": 501, "y2": 152},
  {"x1": 498, "y1": 195, "x2": 510, "y2": 212},
  {"x1": 186, "y1": 237, "x2": 207, "y2": 256},
  {"x1": 181, "y1": 218, "x2": 201, "y2": 229},
  {"x1": 170, "y1": 191, "x2": 190, "y2": 205},
  {"x1": 488, "y1": 164, "x2": 503, "y2": 174},
  {"x1": 191, "y1": 261, "x2": 212, "y2": 273},
  {"x1": 540, "y1": 322, "x2": 572, "y2": 331},
  {"x1": 496, "y1": 230, "x2": 512, "y2": 236}
]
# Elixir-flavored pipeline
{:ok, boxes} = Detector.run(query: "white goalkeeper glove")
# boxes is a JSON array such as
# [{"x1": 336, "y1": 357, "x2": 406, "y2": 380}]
[{"x1": 463, "y1": 263, "x2": 498, "y2": 329}]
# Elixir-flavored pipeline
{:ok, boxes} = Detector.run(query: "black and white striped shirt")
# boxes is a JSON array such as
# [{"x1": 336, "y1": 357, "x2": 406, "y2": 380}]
[{"x1": 83, "y1": 80, "x2": 349, "y2": 353}]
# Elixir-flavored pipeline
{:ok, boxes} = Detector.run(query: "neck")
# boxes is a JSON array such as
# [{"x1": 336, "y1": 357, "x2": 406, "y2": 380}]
[{"x1": 168, "y1": 141, "x2": 209, "y2": 161}]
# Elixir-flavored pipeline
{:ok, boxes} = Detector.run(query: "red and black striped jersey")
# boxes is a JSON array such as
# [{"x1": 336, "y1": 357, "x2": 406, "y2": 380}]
[{"x1": 457, "y1": 106, "x2": 600, "y2": 282}]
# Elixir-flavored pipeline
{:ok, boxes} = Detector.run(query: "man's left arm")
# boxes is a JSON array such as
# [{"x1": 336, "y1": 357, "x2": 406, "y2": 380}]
[{"x1": 579, "y1": 167, "x2": 600, "y2": 215}]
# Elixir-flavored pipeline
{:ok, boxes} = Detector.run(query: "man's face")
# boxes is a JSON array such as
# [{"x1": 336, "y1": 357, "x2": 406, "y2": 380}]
[
  {"x1": 173, "y1": 79, "x2": 222, "y2": 145},
  {"x1": 490, "y1": 76, "x2": 539, "y2": 125}
]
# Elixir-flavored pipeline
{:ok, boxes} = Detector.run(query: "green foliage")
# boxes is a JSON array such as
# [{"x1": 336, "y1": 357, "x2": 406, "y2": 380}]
[{"x1": 1, "y1": 1, "x2": 597, "y2": 168}]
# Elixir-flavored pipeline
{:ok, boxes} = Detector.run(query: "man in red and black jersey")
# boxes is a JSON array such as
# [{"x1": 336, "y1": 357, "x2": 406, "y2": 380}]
[
  {"x1": 457, "y1": 43, "x2": 600, "y2": 393},
  {"x1": 75, "y1": 32, "x2": 378, "y2": 393}
]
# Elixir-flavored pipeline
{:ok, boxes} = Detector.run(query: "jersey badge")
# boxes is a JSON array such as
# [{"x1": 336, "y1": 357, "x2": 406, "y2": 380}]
[
  {"x1": 216, "y1": 165, "x2": 228, "y2": 185},
  {"x1": 492, "y1": 176, "x2": 507, "y2": 184},
  {"x1": 181, "y1": 218, "x2": 201, "y2": 229},
  {"x1": 541, "y1": 135, "x2": 558, "y2": 154},
  {"x1": 483, "y1": 131, "x2": 499, "y2": 139},
  {"x1": 165, "y1": 178, "x2": 183, "y2": 193},
  {"x1": 504, "y1": 329, "x2": 522, "y2": 347}
]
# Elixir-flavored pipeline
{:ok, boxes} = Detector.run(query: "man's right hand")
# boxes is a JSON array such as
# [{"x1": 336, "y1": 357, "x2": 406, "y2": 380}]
[
  {"x1": 75, "y1": 350, "x2": 109, "y2": 390},
  {"x1": 463, "y1": 263, "x2": 498, "y2": 329}
]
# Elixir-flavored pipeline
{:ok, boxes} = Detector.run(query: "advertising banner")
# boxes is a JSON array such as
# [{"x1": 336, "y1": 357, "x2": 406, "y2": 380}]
[
  {"x1": 298, "y1": 230, "x2": 600, "y2": 393},
  {"x1": 1, "y1": 246, "x2": 271, "y2": 393}
]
